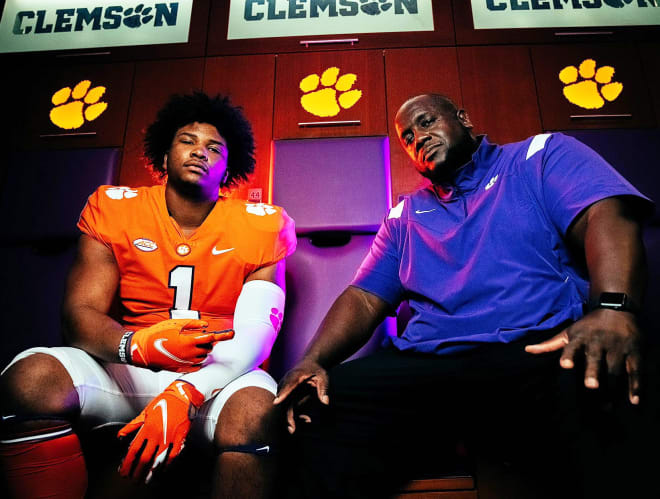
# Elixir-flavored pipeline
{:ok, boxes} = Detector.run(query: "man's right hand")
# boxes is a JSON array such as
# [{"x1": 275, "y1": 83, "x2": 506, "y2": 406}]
[
  {"x1": 128, "y1": 319, "x2": 234, "y2": 372},
  {"x1": 273, "y1": 359, "x2": 330, "y2": 434}
]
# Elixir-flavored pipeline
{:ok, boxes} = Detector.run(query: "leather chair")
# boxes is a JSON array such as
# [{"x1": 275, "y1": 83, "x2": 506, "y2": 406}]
[
  {"x1": 270, "y1": 136, "x2": 476, "y2": 498},
  {"x1": 0, "y1": 148, "x2": 120, "y2": 369}
]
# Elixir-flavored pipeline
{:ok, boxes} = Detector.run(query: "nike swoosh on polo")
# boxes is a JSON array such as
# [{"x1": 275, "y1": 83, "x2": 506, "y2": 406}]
[
  {"x1": 154, "y1": 338, "x2": 194, "y2": 365},
  {"x1": 212, "y1": 247, "x2": 235, "y2": 255},
  {"x1": 255, "y1": 445, "x2": 270, "y2": 454},
  {"x1": 485, "y1": 174, "x2": 499, "y2": 191},
  {"x1": 155, "y1": 399, "x2": 168, "y2": 445},
  {"x1": 415, "y1": 209, "x2": 436, "y2": 214}
]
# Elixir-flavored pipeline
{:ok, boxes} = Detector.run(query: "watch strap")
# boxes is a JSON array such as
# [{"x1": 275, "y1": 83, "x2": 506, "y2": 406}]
[{"x1": 592, "y1": 292, "x2": 639, "y2": 314}]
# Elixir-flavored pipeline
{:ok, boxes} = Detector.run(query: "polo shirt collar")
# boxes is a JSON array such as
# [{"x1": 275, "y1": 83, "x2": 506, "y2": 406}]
[{"x1": 433, "y1": 135, "x2": 500, "y2": 200}]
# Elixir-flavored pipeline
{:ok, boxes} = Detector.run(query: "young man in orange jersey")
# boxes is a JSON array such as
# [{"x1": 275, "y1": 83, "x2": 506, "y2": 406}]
[{"x1": 0, "y1": 92, "x2": 296, "y2": 498}]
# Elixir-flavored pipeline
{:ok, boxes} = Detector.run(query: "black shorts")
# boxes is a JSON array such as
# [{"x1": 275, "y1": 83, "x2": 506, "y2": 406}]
[{"x1": 281, "y1": 326, "x2": 650, "y2": 498}]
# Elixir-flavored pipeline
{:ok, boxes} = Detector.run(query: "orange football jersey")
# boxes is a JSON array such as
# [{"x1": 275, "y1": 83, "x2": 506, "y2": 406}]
[{"x1": 77, "y1": 185, "x2": 296, "y2": 331}]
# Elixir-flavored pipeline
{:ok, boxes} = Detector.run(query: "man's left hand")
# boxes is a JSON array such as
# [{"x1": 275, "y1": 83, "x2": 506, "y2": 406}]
[
  {"x1": 525, "y1": 308, "x2": 641, "y2": 405},
  {"x1": 117, "y1": 380, "x2": 205, "y2": 483}
]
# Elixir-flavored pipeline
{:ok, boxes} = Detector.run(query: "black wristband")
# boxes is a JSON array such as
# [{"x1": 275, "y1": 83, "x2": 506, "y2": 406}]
[
  {"x1": 118, "y1": 331, "x2": 134, "y2": 364},
  {"x1": 591, "y1": 292, "x2": 640, "y2": 314}
]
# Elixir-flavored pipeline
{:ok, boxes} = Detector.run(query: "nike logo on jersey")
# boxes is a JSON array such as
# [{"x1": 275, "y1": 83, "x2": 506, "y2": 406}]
[
  {"x1": 154, "y1": 338, "x2": 194, "y2": 365},
  {"x1": 255, "y1": 445, "x2": 270, "y2": 454},
  {"x1": 415, "y1": 209, "x2": 437, "y2": 214},
  {"x1": 485, "y1": 175, "x2": 499, "y2": 191},
  {"x1": 212, "y1": 247, "x2": 235, "y2": 256},
  {"x1": 155, "y1": 399, "x2": 168, "y2": 445}
]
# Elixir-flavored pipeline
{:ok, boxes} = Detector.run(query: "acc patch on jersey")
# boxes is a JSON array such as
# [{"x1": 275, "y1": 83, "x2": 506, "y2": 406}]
[{"x1": 133, "y1": 238, "x2": 158, "y2": 252}]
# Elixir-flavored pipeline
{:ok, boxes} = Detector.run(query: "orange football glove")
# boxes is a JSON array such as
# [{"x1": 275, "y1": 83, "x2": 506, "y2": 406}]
[
  {"x1": 117, "y1": 380, "x2": 204, "y2": 483},
  {"x1": 128, "y1": 319, "x2": 234, "y2": 372}
]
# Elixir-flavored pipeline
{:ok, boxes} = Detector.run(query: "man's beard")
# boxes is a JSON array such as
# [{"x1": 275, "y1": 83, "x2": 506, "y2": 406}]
[
  {"x1": 168, "y1": 173, "x2": 210, "y2": 200},
  {"x1": 425, "y1": 135, "x2": 477, "y2": 186}
]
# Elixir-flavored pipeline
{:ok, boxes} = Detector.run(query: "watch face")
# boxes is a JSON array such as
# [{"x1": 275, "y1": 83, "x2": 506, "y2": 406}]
[{"x1": 599, "y1": 292, "x2": 627, "y2": 308}]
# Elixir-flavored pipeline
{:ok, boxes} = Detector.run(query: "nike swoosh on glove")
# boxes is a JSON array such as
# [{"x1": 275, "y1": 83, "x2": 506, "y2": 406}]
[
  {"x1": 129, "y1": 319, "x2": 234, "y2": 372},
  {"x1": 117, "y1": 380, "x2": 205, "y2": 483}
]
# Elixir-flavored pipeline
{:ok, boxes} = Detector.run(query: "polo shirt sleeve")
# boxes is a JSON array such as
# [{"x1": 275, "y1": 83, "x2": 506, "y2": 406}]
[
  {"x1": 538, "y1": 133, "x2": 653, "y2": 235},
  {"x1": 351, "y1": 206, "x2": 406, "y2": 308}
]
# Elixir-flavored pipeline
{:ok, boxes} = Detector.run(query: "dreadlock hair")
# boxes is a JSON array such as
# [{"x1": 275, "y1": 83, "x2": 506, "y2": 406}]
[{"x1": 144, "y1": 91, "x2": 255, "y2": 188}]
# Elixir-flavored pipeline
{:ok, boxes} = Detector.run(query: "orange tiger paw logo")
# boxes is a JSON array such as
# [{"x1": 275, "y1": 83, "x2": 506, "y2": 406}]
[
  {"x1": 559, "y1": 59, "x2": 623, "y2": 110},
  {"x1": 299, "y1": 67, "x2": 362, "y2": 118},
  {"x1": 49, "y1": 80, "x2": 108, "y2": 129}
]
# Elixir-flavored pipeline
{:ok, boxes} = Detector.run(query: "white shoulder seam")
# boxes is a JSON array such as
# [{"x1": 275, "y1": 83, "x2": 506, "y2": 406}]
[
  {"x1": 526, "y1": 133, "x2": 552, "y2": 160},
  {"x1": 388, "y1": 200, "x2": 405, "y2": 220}
]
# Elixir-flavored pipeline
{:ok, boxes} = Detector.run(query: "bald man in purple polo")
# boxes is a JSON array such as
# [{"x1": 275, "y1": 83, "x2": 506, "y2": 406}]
[{"x1": 275, "y1": 94, "x2": 654, "y2": 499}]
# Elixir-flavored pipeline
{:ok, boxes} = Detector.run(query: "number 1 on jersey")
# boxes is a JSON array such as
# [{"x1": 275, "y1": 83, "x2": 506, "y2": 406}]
[{"x1": 169, "y1": 266, "x2": 200, "y2": 319}]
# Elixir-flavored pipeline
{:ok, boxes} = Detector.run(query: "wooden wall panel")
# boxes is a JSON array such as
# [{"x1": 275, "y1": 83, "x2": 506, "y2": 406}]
[
  {"x1": 384, "y1": 47, "x2": 463, "y2": 203},
  {"x1": 16, "y1": 61, "x2": 134, "y2": 151},
  {"x1": 274, "y1": 50, "x2": 386, "y2": 139},
  {"x1": 5, "y1": 62, "x2": 40, "y2": 151},
  {"x1": 636, "y1": 42, "x2": 659, "y2": 127},
  {"x1": 203, "y1": 54, "x2": 276, "y2": 201},
  {"x1": 119, "y1": 58, "x2": 205, "y2": 187},
  {"x1": 458, "y1": 45, "x2": 542, "y2": 144},
  {"x1": 531, "y1": 43, "x2": 655, "y2": 130}
]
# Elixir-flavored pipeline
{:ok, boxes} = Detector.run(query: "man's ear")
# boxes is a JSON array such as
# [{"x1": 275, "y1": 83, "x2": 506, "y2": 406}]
[
  {"x1": 457, "y1": 109, "x2": 473, "y2": 129},
  {"x1": 162, "y1": 153, "x2": 168, "y2": 172}
]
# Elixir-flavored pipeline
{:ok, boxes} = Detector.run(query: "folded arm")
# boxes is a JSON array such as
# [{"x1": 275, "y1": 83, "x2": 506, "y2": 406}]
[
  {"x1": 177, "y1": 260, "x2": 287, "y2": 400},
  {"x1": 62, "y1": 235, "x2": 225, "y2": 369},
  {"x1": 117, "y1": 260, "x2": 287, "y2": 481}
]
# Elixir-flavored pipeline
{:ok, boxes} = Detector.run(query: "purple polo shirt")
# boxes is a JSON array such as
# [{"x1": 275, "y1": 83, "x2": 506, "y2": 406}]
[{"x1": 352, "y1": 133, "x2": 653, "y2": 355}]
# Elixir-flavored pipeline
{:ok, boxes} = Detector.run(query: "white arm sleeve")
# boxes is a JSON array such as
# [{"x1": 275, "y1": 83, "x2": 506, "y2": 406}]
[{"x1": 178, "y1": 279, "x2": 285, "y2": 400}]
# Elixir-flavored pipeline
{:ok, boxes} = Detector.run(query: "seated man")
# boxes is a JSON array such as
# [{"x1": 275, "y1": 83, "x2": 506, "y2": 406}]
[
  {"x1": 0, "y1": 91, "x2": 296, "y2": 498},
  {"x1": 275, "y1": 94, "x2": 654, "y2": 498}
]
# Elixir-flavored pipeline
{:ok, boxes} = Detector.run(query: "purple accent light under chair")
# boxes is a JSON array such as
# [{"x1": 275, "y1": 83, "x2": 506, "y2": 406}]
[{"x1": 269, "y1": 137, "x2": 395, "y2": 379}]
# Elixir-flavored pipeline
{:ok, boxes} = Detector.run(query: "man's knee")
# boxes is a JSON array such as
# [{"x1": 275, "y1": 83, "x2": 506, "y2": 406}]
[
  {"x1": 214, "y1": 386, "x2": 279, "y2": 450},
  {"x1": 1, "y1": 353, "x2": 78, "y2": 418}
]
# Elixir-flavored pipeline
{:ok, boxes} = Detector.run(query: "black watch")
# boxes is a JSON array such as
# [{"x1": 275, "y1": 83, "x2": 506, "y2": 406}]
[{"x1": 592, "y1": 292, "x2": 639, "y2": 314}]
